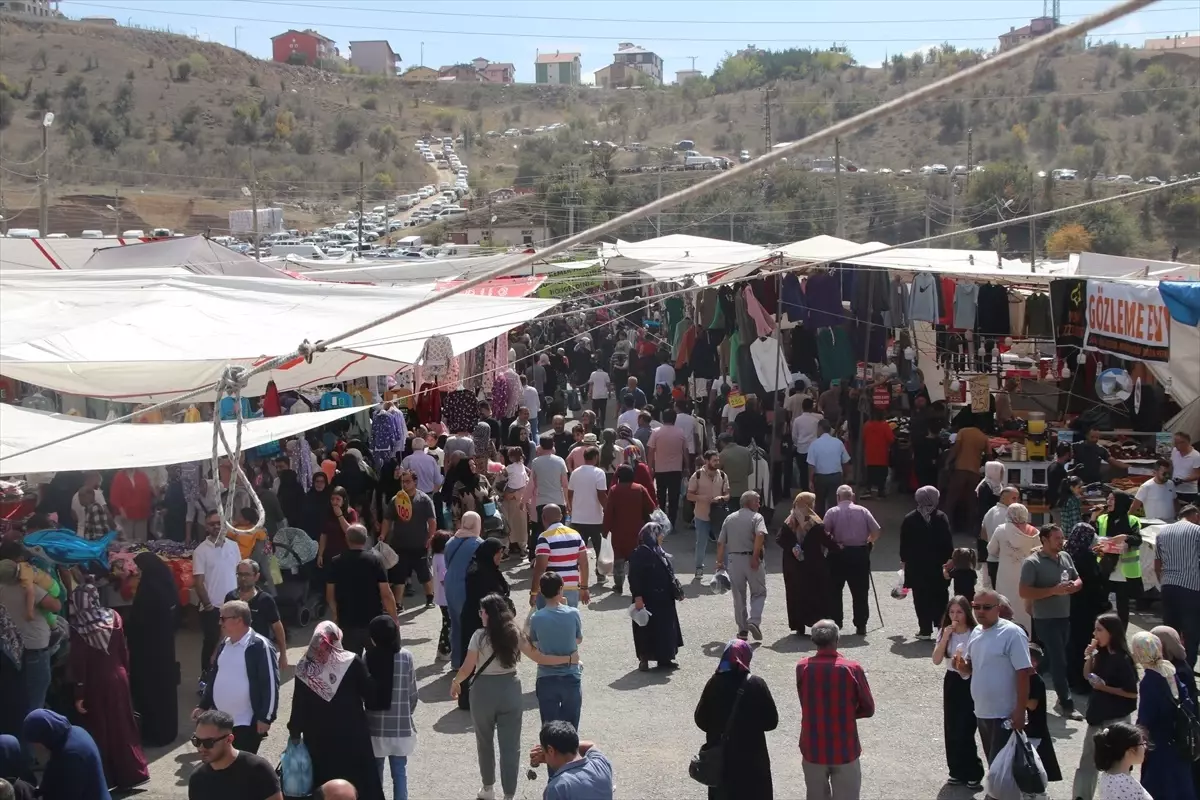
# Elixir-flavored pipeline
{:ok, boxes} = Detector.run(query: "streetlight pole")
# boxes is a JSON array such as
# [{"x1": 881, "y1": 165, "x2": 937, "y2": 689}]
[{"x1": 38, "y1": 112, "x2": 54, "y2": 237}]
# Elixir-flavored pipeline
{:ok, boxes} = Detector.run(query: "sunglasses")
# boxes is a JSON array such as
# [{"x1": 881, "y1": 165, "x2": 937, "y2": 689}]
[
  {"x1": 191, "y1": 734, "x2": 229, "y2": 749},
  {"x1": 971, "y1": 603, "x2": 998, "y2": 611},
  {"x1": 218, "y1": 615, "x2": 240, "y2": 622}
]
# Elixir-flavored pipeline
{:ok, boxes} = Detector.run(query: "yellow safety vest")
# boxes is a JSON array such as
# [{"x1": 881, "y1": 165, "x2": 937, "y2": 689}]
[{"x1": 1096, "y1": 514, "x2": 1142, "y2": 580}]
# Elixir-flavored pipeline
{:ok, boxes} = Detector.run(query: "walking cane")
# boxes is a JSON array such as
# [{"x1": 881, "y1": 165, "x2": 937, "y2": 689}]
[{"x1": 869, "y1": 569, "x2": 885, "y2": 628}]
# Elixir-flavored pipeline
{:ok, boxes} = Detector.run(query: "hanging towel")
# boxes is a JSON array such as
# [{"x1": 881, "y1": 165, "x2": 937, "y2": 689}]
[{"x1": 262, "y1": 381, "x2": 282, "y2": 417}]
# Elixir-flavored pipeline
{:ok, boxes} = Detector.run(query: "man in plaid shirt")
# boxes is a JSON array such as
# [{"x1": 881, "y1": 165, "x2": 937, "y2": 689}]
[{"x1": 796, "y1": 620, "x2": 875, "y2": 799}]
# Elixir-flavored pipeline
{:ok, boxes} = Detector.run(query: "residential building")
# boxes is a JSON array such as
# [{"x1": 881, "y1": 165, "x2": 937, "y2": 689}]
[
  {"x1": 613, "y1": 42, "x2": 663, "y2": 85},
  {"x1": 595, "y1": 61, "x2": 657, "y2": 89},
  {"x1": 480, "y1": 61, "x2": 516, "y2": 84},
  {"x1": 1143, "y1": 34, "x2": 1200, "y2": 52},
  {"x1": 675, "y1": 69, "x2": 703, "y2": 85},
  {"x1": 998, "y1": 16, "x2": 1083, "y2": 51},
  {"x1": 400, "y1": 65, "x2": 439, "y2": 83},
  {"x1": 438, "y1": 64, "x2": 483, "y2": 82},
  {"x1": 349, "y1": 40, "x2": 401, "y2": 76},
  {"x1": 464, "y1": 223, "x2": 549, "y2": 247},
  {"x1": 535, "y1": 51, "x2": 581, "y2": 85},
  {"x1": 271, "y1": 29, "x2": 336, "y2": 66},
  {"x1": 0, "y1": 0, "x2": 55, "y2": 17}
]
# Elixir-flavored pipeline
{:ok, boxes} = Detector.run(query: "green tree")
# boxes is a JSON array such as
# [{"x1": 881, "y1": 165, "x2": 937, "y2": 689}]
[
  {"x1": 367, "y1": 124, "x2": 400, "y2": 157},
  {"x1": 292, "y1": 128, "x2": 315, "y2": 155},
  {"x1": 334, "y1": 117, "x2": 362, "y2": 152},
  {"x1": 1118, "y1": 49, "x2": 1135, "y2": 79},
  {"x1": 1176, "y1": 135, "x2": 1200, "y2": 175}
]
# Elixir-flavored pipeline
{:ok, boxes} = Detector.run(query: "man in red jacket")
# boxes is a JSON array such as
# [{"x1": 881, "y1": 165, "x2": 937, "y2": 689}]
[{"x1": 109, "y1": 468, "x2": 156, "y2": 542}]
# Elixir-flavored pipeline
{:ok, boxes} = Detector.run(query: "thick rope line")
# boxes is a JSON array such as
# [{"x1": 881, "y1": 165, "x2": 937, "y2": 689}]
[{"x1": 210, "y1": 366, "x2": 267, "y2": 541}]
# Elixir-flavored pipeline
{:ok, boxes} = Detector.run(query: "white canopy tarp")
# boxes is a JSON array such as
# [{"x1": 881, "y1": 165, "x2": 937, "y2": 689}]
[
  {"x1": 600, "y1": 235, "x2": 771, "y2": 277},
  {"x1": 0, "y1": 404, "x2": 364, "y2": 475},
  {"x1": 1072, "y1": 252, "x2": 1200, "y2": 280},
  {"x1": 82, "y1": 236, "x2": 287, "y2": 279},
  {"x1": 301, "y1": 254, "x2": 603, "y2": 285},
  {"x1": 791, "y1": 246, "x2": 1072, "y2": 282},
  {"x1": 0, "y1": 237, "x2": 138, "y2": 272},
  {"x1": 0, "y1": 272, "x2": 557, "y2": 401}
]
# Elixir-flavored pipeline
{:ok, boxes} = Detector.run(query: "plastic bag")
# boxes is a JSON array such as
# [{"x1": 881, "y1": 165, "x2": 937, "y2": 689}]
[
  {"x1": 891, "y1": 569, "x2": 909, "y2": 599},
  {"x1": 1012, "y1": 732, "x2": 1048, "y2": 794},
  {"x1": 983, "y1": 730, "x2": 1026, "y2": 800},
  {"x1": 278, "y1": 737, "x2": 313, "y2": 798},
  {"x1": 712, "y1": 568, "x2": 731, "y2": 594},
  {"x1": 628, "y1": 604, "x2": 651, "y2": 626},
  {"x1": 599, "y1": 534, "x2": 615, "y2": 575}
]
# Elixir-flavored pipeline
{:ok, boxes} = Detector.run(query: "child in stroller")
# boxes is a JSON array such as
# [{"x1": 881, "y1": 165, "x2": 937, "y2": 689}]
[{"x1": 272, "y1": 526, "x2": 321, "y2": 626}]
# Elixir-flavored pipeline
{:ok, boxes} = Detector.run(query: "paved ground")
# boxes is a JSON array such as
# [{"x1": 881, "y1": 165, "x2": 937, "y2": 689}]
[{"x1": 130, "y1": 494, "x2": 1163, "y2": 800}]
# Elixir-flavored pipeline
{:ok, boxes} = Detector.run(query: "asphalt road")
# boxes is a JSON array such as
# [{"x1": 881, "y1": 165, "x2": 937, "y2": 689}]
[{"x1": 131, "y1": 494, "x2": 1163, "y2": 800}]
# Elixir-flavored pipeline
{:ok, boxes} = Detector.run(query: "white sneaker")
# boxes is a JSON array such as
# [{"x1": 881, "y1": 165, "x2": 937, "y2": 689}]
[
  {"x1": 435, "y1": 651, "x2": 450, "y2": 662},
  {"x1": 477, "y1": 787, "x2": 495, "y2": 800}
]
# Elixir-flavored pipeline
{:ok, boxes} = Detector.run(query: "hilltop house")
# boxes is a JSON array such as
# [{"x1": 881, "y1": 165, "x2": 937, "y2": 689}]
[
  {"x1": 998, "y1": 16, "x2": 1084, "y2": 52},
  {"x1": 535, "y1": 51, "x2": 581, "y2": 85},
  {"x1": 400, "y1": 65, "x2": 438, "y2": 83},
  {"x1": 271, "y1": 29, "x2": 336, "y2": 66},
  {"x1": 612, "y1": 42, "x2": 663, "y2": 84},
  {"x1": 349, "y1": 41, "x2": 401, "y2": 76}
]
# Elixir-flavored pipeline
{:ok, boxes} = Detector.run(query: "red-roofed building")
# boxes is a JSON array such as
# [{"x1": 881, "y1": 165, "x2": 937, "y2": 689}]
[{"x1": 271, "y1": 29, "x2": 336, "y2": 66}]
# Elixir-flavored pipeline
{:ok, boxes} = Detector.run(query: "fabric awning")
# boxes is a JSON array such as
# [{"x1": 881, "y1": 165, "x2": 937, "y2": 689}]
[
  {"x1": 0, "y1": 404, "x2": 364, "y2": 475},
  {"x1": 0, "y1": 272, "x2": 557, "y2": 401}
]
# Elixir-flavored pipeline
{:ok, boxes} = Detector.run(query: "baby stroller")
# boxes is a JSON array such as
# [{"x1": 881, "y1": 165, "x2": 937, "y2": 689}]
[{"x1": 272, "y1": 527, "x2": 322, "y2": 627}]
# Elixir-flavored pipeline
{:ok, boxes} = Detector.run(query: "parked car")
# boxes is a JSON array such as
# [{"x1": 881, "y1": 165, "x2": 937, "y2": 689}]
[
  {"x1": 931, "y1": 164, "x2": 949, "y2": 175},
  {"x1": 1141, "y1": 175, "x2": 1164, "y2": 185},
  {"x1": 877, "y1": 167, "x2": 893, "y2": 174},
  {"x1": 739, "y1": 149, "x2": 751, "y2": 163},
  {"x1": 1051, "y1": 168, "x2": 1078, "y2": 181},
  {"x1": 675, "y1": 139, "x2": 696, "y2": 151}
]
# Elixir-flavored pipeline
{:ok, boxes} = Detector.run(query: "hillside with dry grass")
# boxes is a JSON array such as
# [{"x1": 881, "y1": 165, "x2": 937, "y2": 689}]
[{"x1": 0, "y1": 16, "x2": 1197, "y2": 252}]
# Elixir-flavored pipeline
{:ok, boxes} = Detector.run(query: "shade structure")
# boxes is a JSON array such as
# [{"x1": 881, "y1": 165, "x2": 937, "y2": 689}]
[
  {"x1": 297, "y1": 254, "x2": 603, "y2": 285},
  {"x1": 0, "y1": 404, "x2": 364, "y2": 476},
  {"x1": 600, "y1": 235, "x2": 773, "y2": 280},
  {"x1": 81, "y1": 235, "x2": 287, "y2": 278},
  {"x1": 0, "y1": 271, "x2": 557, "y2": 401}
]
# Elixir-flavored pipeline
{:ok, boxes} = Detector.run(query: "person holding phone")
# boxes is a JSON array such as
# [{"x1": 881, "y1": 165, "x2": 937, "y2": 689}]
[{"x1": 1071, "y1": 612, "x2": 1139, "y2": 800}]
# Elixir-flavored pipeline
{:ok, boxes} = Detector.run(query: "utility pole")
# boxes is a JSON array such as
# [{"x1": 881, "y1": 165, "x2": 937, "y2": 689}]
[
  {"x1": 1029, "y1": 168, "x2": 1037, "y2": 272},
  {"x1": 420, "y1": 42, "x2": 425, "y2": 67},
  {"x1": 762, "y1": 86, "x2": 773, "y2": 152},
  {"x1": 38, "y1": 117, "x2": 51, "y2": 236},
  {"x1": 655, "y1": 160, "x2": 663, "y2": 236},
  {"x1": 486, "y1": 194, "x2": 494, "y2": 246},
  {"x1": 965, "y1": 127, "x2": 973, "y2": 191},
  {"x1": 0, "y1": 187, "x2": 6, "y2": 236},
  {"x1": 729, "y1": 211, "x2": 734, "y2": 241},
  {"x1": 234, "y1": 26, "x2": 241, "y2": 51},
  {"x1": 563, "y1": 163, "x2": 581, "y2": 238},
  {"x1": 249, "y1": 153, "x2": 260, "y2": 260},
  {"x1": 357, "y1": 160, "x2": 365, "y2": 253},
  {"x1": 948, "y1": 179, "x2": 956, "y2": 248},
  {"x1": 834, "y1": 137, "x2": 845, "y2": 238},
  {"x1": 924, "y1": 184, "x2": 931, "y2": 240},
  {"x1": 688, "y1": 55, "x2": 698, "y2": 71}
]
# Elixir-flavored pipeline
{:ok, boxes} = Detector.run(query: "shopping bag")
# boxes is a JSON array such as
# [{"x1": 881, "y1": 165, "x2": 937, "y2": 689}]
[
  {"x1": 891, "y1": 569, "x2": 910, "y2": 599},
  {"x1": 267, "y1": 555, "x2": 284, "y2": 586},
  {"x1": 1012, "y1": 731, "x2": 1049, "y2": 794},
  {"x1": 599, "y1": 534, "x2": 615, "y2": 575},
  {"x1": 628, "y1": 604, "x2": 651, "y2": 626},
  {"x1": 374, "y1": 539, "x2": 400, "y2": 571},
  {"x1": 982, "y1": 730, "x2": 1023, "y2": 800},
  {"x1": 278, "y1": 737, "x2": 313, "y2": 798}
]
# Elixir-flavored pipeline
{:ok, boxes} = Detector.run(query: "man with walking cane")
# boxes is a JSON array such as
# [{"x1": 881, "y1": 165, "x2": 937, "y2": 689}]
[{"x1": 824, "y1": 485, "x2": 882, "y2": 636}]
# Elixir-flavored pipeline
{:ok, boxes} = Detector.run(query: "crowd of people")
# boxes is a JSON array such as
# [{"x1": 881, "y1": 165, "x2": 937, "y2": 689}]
[{"x1": 2, "y1": 303, "x2": 1200, "y2": 800}]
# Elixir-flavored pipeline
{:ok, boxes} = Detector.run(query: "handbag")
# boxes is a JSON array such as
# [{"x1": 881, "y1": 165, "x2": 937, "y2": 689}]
[
  {"x1": 1010, "y1": 730, "x2": 1048, "y2": 794},
  {"x1": 1173, "y1": 694, "x2": 1200, "y2": 761},
  {"x1": 374, "y1": 539, "x2": 400, "y2": 571},
  {"x1": 277, "y1": 737, "x2": 314, "y2": 798},
  {"x1": 688, "y1": 683, "x2": 746, "y2": 786},
  {"x1": 457, "y1": 652, "x2": 497, "y2": 711}
]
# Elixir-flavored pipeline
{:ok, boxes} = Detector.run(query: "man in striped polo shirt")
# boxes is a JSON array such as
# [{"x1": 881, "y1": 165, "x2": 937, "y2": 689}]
[
  {"x1": 1154, "y1": 504, "x2": 1200, "y2": 666},
  {"x1": 530, "y1": 505, "x2": 591, "y2": 609}
]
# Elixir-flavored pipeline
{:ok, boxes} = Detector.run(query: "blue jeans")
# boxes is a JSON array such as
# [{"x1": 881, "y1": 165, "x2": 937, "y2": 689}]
[
  {"x1": 376, "y1": 755, "x2": 408, "y2": 800},
  {"x1": 22, "y1": 648, "x2": 52, "y2": 712},
  {"x1": 535, "y1": 589, "x2": 579, "y2": 610},
  {"x1": 694, "y1": 518, "x2": 711, "y2": 572},
  {"x1": 536, "y1": 674, "x2": 582, "y2": 729}
]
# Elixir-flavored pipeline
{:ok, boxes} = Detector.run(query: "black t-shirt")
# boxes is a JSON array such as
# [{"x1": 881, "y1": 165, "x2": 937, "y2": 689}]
[
  {"x1": 483, "y1": 417, "x2": 502, "y2": 448},
  {"x1": 188, "y1": 751, "x2": 279, "y2": 800},
  {"x1": 223, "y1": 589, "x2": 281, "y2": 642},
  {"x1": 326, "y1": 549, "x2": 387, "y2": 628},
  {"x1": 1085, "y1": 648, "x2": 1139, "y2": 725},
  {"x1": 384, "y1": 490, "x2": 436, "y2": 551},
  {"x1": 1073, "y1": 441, "x2": 1110, "y2": 483},
  {"x1": 552, "y1": 431, "x2": 574, "y2": 460}
]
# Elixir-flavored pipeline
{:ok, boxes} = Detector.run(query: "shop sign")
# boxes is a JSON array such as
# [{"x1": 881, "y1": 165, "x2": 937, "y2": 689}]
[
  {"x1": 535, "y1": 265, "x2": 604, "y2": 299},
  {"x1": 1083, "y1": 280, "x2": 1171, "y2": 363},
  {"x1": 433, "y1": 277, "x2": 545, "y2": 297},
  {"x1": 1050, "y1": 278, "x2": 1087, "y2": 349},
  {"x1": 727, "y1": 391, "x2": 746, "y2": 409}
]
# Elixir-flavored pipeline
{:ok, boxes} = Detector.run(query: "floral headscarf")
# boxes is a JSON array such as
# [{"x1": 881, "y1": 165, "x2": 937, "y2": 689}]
[
  {"x1": 1131, "y1": 631, "x2": 1178, "y2": 698},
  {"x1": 1065, "y1": 522, "x2": 1097, "y2": 563},
  {"x1": 915, "y1": 486, "x2": 940, "y2": 521},
  {"x1": 295, "y1": 621, "x2": 356, "y2": 702},
  {"x1": 716, "y1": 639, "x2": 753, "y2": 673},
  {"x1": 0, "y1": 603, "x2": 23, "y2": 669},
  {"x1": 70, "y1": 583, "x2": 115, "y2": 652}
]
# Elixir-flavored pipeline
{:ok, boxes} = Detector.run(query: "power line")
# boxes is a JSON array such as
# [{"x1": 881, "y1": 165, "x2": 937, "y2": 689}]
[{"x1": 58, "y1": 2, "x2": 1191, "y2": 44}]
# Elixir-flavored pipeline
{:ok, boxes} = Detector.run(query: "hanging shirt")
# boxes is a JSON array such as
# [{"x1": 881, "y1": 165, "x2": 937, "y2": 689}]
[
  {"x1": 803, "y1": 273, "x2": 845, "y2": 330},
  {"x1": 1024, "y1": 292, "x2": 1054, "y2": 338},
  {"x1": 817, "y1": 326, "x2": 856, "y2": 384},
  {"x1": 318, "y1": 391, "x2": 353, "y2": 411},
  {"x1": 749, "y1": 336, "x2": 792, "y2": 393},
  {"x1": 743, "y1": 286, "x2": 776, "y2": 337},
  {"x1": 907, "y1": 273, "x2": 940, "y2": 322},
  {"x1": 976, "y1": 284, "x2": 1012, "y2": 337},
  {"x1": 953, "y1": 283, "x2": 980, "y2": 330},
  {"x1": 219, "y1": 396, "x2": 254, "y2": 419},
  {"x1": 1007, "y1": 291, "x2": 1027, "y2": 338}
]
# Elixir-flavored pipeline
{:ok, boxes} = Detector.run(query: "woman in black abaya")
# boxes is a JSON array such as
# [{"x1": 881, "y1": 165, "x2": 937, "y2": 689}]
[
  {"x1": 459, "y1": 538, "x2": 512, "y2": 657},
  {"x1": 126, "y1": 552, "x2": 180, "y2": 747},
  {"x1": 628, "y1": 521, "x2": 684, "y2": 671}
]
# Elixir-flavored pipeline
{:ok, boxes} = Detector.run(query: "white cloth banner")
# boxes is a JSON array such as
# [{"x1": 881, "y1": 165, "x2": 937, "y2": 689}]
[{"x1": 1084, "y1": 280, "x2": 1171, "y2": 363}]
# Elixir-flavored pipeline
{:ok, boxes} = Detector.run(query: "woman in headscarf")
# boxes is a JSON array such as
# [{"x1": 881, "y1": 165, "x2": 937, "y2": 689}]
[
  {"x1": 335, "y1": 449, "x2": 377, "y2": 527},
  {"x1": 621, "y1": 441, "x2": 656, "y2": 499},
  {"x1": 0, "y1": 604, "x2": 27, "y2": 739},
  {"x1": 1095, "y1": 491, "x2": 1143, "y2": 626},
  {"x1": 126, "y1": 552, "x2": 179, "y2": 747},
  {"x1": 975, "y1": 461, "x2": 1005, "y2": 563},
  {"x1": 67, "y1": 583, "x2": 148, "y2": 790},
  {"x1": 693, "y1": 639, "x2": 779, "y2": 800},
  {"x1": 444, "y1": 511, "x2": 484, "y2": 670},
  {"x1": 604, "y1": 465, "x2": 657, "y2": 595},
  {"x1": 459, "y1": 539, "x2": 512, "y2": 670},
  {"x1": 598, "y1": 428, "x2": 622, "y2": 477},
  {"x1": 22, "y1": 709, "x2": 111, "y2": 800},
  {"x1": 161, "y1": 464, "x2": 189, "y2": 542},
  {"x1": 447, "y1": 456, "x2": 491, "y2": 528},
  {"x1": 364, "y1": 615, "x2": 417, "y2": 800},
  {"x1": 288, "y1": 621, "x2": 384, "y2": 800},
  {"x1": 303, "y1": 470, "x2": 333, "y2": 541},
  {"x1": 1061, "y1": 522, "x2": 1103, "y2": 692},
  {"x1": 374, "y1": 458, "x2": 403, "y2": 531},
  {"x1": 1151, "y1": 624, "x2": 1200, "y2": 792},
  {"x1": 987, "y1": 502, "x2": 1041, "y2": 632},
  {"x1": 628, "y1": 521, "x2": 684, "y2": 671},
  {"x1": 0, "y1": 734, "x2": 36, "y2": 800},
  {"x1": 900, "y1": 486, "x2": 955, "y2": 640},
  {"x1": 776, "y1": 492, "x2": 835, "y2": 636},
  {"x1": 274, "y1": 454, "x2": 307, "y2": 530},
  {"x1": 1131, "y1": 631, "x2": 1197, "y2": 800}
]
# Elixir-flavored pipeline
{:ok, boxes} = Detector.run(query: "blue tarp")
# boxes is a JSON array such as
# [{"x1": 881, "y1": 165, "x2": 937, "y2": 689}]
[{"x1": 1160, "y1": 281, "x2": 1200, "y2": 327}]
